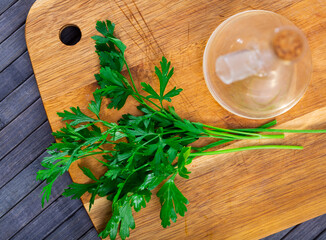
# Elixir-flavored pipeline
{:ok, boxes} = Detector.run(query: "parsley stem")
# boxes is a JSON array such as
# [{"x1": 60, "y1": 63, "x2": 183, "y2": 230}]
[
  {"x1": 138, "y1": 98, "x2": 176, "y2": 121},
  {"x1": 113, "y1": 163, "x2": 150, "y2": 204},
  {"x1": 170, "y1": 172, "x2": 177, "y2": 181},
  {"x1": 202, "y1": 124, "x2": 261, "y2": 136},
  {"x1": 204, "y1": 134, "x2": 234, "y2": 140},
  {"x1": 204, "y1": 130, "x2": 284, "y2": 139},
  {"x1": 189, "y1": 145, "x2": 303, "y2": 156},
  {"x1": 124, "y1": 59, "x2": 141, "y2": 96},
  {"x1": 123, "y1": 59, "x2": 159, "y2": 112},
  {"x1": 162, "y1": 130, "x2": 186, "y2": 135},
  {"x1": 123, "y1": 59, "x2": 165, "y2": 112},
  {"x1": 76, "y1": 151, "x2": 112, "y2": 159},
  {"x1": 258, "y1": 120, "x2": 277, "y2": 128},
  {"x1": 193, "y1": 120, "x2": 278, "y2": 152},
  {"x1": 144, "y1": 98, "x2": 161, "y2": 110},
  {"x1": 130, "y1": 91, "x2": 165, "y2": 118},
  {"x1": 122, "y1": 61, "x2": 176, "y2": 119},
  {"x1": 133, "y1": 92, "x2": 162, "y2": 110},
  {"x1": 234, "y1": 128, "x2": 326, "y2": 133}
]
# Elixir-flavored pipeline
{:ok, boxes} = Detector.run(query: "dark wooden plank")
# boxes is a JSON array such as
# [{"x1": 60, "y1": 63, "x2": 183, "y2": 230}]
[
  {"x1": 0, "y1": 172, "x2": 72, "y2": 239},
  {"x1": 261, "y1": 226, "x2": 295, "y2": 240},
  {"x1": 0, "y1": 98, "x2": 47, "y2": 159},
  {"x1": 282, "y1": 214, "x2": 326, "y2": 240},
  {"x1": 0, "y1": 51, "x2": 33, "y2": 101},
  {"x1": 78, "y1": 228, "x2": 100, "y2": 240},
  {"x1": 0, "y1": 151, "x2": 47, "y2": 217},
  {"x1": 0, "y1": 0, "x2": 18, "y2": 15},
  {"x1": 315, "y1": 229, "x2": 326, "y2": 240},
  {"x1": 0, "y1": 24, "x2": 26, "y2": 72},
  {"x1": 0, "y1": 75, "x2": 40, "y2": 130},
  {"x1": 262, "y1": 228, "x2": 293, "y2": 240},
  {"x1": 11, "y1": 196, "x2": 82, "y2": 240},
  {"x1": 45, "y1": 207, "x2": 94, "y2": 240},
  {"x1": 0, "y1": 122, "x2": 53, "y2": 188},
  {"x1": 0, "y1": 0, "x2": 36, "y2": 43}
]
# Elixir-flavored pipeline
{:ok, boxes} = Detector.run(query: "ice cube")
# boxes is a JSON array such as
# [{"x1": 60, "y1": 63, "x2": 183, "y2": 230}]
[{"x1": 215, "y1": 49, "x2": 263, "y2": 84}]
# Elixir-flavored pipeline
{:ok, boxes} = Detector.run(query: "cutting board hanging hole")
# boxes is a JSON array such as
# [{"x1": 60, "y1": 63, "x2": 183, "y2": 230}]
[{"x1": 59, "y1": 24, "x2": 82, "y2": 46}]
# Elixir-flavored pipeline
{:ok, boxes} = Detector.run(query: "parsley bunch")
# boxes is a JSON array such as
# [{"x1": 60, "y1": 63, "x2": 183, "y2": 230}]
[{"x1": 37, "y1": 20, "x2": 326, "y2": 240}]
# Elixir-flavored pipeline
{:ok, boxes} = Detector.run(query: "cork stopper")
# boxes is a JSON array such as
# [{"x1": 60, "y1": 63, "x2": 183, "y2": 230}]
[{"x1": 272, "y1": 28, "x2": 304, "y2": 61}]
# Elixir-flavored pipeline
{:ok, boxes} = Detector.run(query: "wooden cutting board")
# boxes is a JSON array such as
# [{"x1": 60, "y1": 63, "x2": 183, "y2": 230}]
[{"x1": 26, "y1": 0, "x2": 326, "y2": 239}]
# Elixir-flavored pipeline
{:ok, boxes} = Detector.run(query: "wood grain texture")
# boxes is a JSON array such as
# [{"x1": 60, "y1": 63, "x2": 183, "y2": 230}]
[
  {"x1": 315, "y1": 229, "x2": 326, "y2": 240},
  {"x1": 280, "y1": 214, "x2": 326, "y2": 240},
  {"x1": 79, "y1": 228, "x2": 101, "y2": 240},
  {"x1": 0, "y1": 25, "x2": 27, "y2": 72},
  {"x1": 11, "y1": 196, "x2": 82, "y2": 240},
  {"x1": 261, "y1": 227, "x2": 295, "y2": 240},
  {"x1": 0, "y1": 122, "x2": 53, "y2": 189},
  {"x1": 0, "y1": 99, "x2": 47, "y2": 158},
  {"x1": 0, "y1": 172, "x2": 72, "y2": 239},
  {"x1": 0, "y1": 75, "x2": 40, "y2": 130},
  {"x1": 0, "y1": 0, "x2": 18, "y2": 15},
  {"x1": 0, "y1": 151, "x2": 47, "y2": 216},
  {"x1": 44, "y1": 207, "x2": 94, "y2": 240},
  {"x1": 0, "y1": 0, "x2": 35, "y2": 43},
  {"x1": 25, "y1": 0, "x2": 326, "y2": 239},
  {"x1": 0, "y1": 52, "x2": 33, "y2": 101}
]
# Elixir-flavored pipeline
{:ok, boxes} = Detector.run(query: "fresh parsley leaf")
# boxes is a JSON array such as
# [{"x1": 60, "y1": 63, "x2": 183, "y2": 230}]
[
  {"x1": 92, "y1": 19, "x2": 127, "y2": 54},
  {"x1": 52, "y1": 123, "x2": 82, "y2": 141},
  {"x1": 151, "y1": 138, "x2": 165, "y2": 175},
  {"x1": 157, "y1": 177, "x2": 189, "y2": 228},
  {"x1": 79, "y1": 166, "x2": 98, "y2": 181},
  {"x1": 141, "y1": 56, "x2": 182, "y2": 107},
  {"x1": 139, "y1": 173, "x2": 167, "y2": 191},
  {"x1": 174, "y1": 119, "x2": 204, "y2": 135},
  {"x1": 167, "y1": 106, "x2": 182, "y2": 120},
  {"x1": 162, "y1": 87, "x2": 183, "y2": 102},
  {"x1": 104, "y1": 164, "x2": 122, "y2": 180},
  {"x1": 95, "y1": 20, "x2": 115, "y2": 37},
  {"x1": 40, "y1": 181, "x2": 54, "y2": 207},
  {"x1": 65, "y1": 182, "x2": 99, "y2": 212},
  {"x1": 100, "y1": 215, "x2": 120, "y2": 240},
  {"x1": 96, "y1": 66, "x2": 133, "y2": 109},
  {"x1": 92, "y1": 35, "x2": 126, "y2": 54},
  {"x1": 97, "y1": 50, "x2": 124, "y2": 72},
  {"x1": 130, "y1": 189, "x2": 152, "y2": 212},
  {"x1": 116, "y1": 197, "x2": 135, "y2": 240},
  {"x1": 99, "y1": 196, "x2": 135, "y2": 240},
  {"x1": 177, "y1": 147, "x2": 191, "y2": 179},
  {"x1": 88, "y1": 90, "x2": 102, "y2": 119},
  {"x1": 63, "y1": 182, "x2": 97, "y2": 200},
  {"x1": 156, "y1": 56, "x2": 173, "y2": 96},
  {"x1": 141, "y1": 82, "x2": 160, "y2": 100},
  {"x1": 57, "y1": 107, "x2": 96, "y2": 126}
]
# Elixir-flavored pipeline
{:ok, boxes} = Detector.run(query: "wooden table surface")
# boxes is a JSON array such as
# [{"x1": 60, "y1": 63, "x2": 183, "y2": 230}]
[{"x1": 1, "y1": 0, "x2": 326, "y2": 239}]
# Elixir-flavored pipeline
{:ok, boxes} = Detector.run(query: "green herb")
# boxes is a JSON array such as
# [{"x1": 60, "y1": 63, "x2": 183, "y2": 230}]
[{"x1": 37, "y1": 20, "x2": 325, "y2": 240}]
